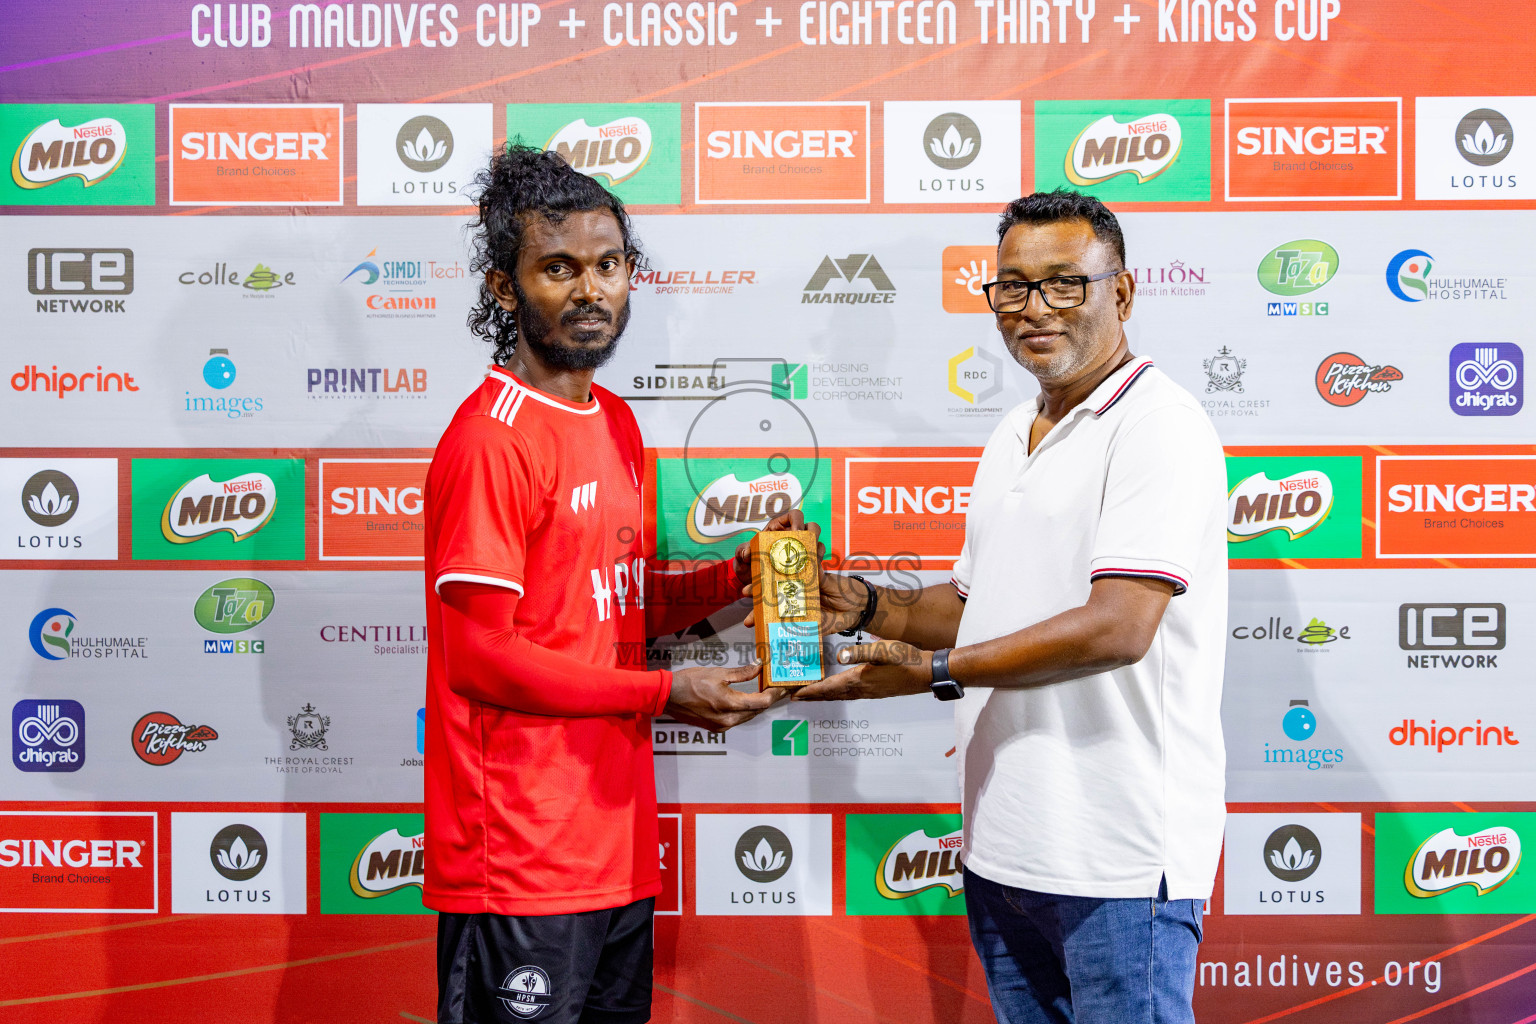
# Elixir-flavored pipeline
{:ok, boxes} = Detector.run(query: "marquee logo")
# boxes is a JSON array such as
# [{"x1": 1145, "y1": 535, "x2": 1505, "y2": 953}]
[
  {"x1": 686, "y1": 472, "x2": 803, "y2": 544},
  {"x1": 12, "y1": 700, "x2": 86, "y2": 772},
  {"x1": 803, "y1": 253, "x2": 894, "y2": 304},
  {"x1": 1257, "y1": 239, "x2": 1338, "y2": 296},
  {"x1": 1226, "y1": 98, "x2": 1401, "y2": 201},
  {"x1": 1377, "y1": 455, "x2": 1536, "y2": 559},
  {"x1": 548, "y1": 115, "x2": 652, "y2": 186},
  {"x1": 1407, "y1": 826, "x2": 1520, "y2": 898},
  {"x1": 1035, "y1": 100, "x2": 1210, "y2": 201},
  {"x1": 1314, "y1": 352, "x2": 1402, "y2": 407},
  {"x1": 1450, "y1": 343, "x2": 1522, "y2": 416},
  {"x1": 509, "y1": 103, "x2": 680, "y2": 204},
  {"x1": 1228, "y1": 470, "x2": 1333, "y2": 541},
  {"x1": 350, "y1": 828, "x2": 426, "y2": 897},
  {"x1": 875, "y1": 827, "x2": 964, "y2": 899},
  {"x1": 319, "y1": 459, "x2": 429, "y2": 560},
  {"x1": 696, "y1": 102, "x2": 868, "y2": 204},
  {"x1": 169, "y1": 104, "x2": 344, "y2": 205},
  {"x1": 160, "y1": 472, "x2": 277, "y2": 544},
  {"x1": 132, "y1": 712, "x2": 217, "y2": 765}
]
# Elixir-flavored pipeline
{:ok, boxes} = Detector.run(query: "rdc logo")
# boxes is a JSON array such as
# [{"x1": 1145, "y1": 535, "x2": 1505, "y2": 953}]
[
  {"x1": 12, "y1": 699, "x2": 86, "y2": 772},
  {"x1": 1449, "y1": 343, "x2": 1522, "y2": 417}
]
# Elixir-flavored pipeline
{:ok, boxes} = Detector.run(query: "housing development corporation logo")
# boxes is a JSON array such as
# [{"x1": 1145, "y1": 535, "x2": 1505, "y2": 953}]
[
  {"x1": 1, "y1": 103, "x2": 155, "y2": 205},
  {"x1": 511, "y1": 103, "x2": 680, "y2": 205},
  {"x1": 696, "y1": 102, "x2": 869, "y2": 204},
  {"x1": 131, "y1": 458, "x2": 305, "y2": 562},
  {"x1": 1314, "y1": 353, "x2": 1402, "y2": 407},
  {"x1": 883, "y1": 101, "x2": 1021, "y2": 204},
  {"x1": 12, "y1": 700, "x2": 86, "y2": 772},
  {"x1": 1450, "y1": 344, "x2": 1522, "y2": 416},
  {"x1": 1035, "y1": 100, "x2": 1210, "y2": 201},
  {"x1": 1226, "y1": 98, "x2": 1401, "y2": 201},
  {"x1": 1376, "y1": 814, "x2": 1536, "y2": 915},
  {"x1": 169, "y1": 103, "x2": 344, "y2": 205}
]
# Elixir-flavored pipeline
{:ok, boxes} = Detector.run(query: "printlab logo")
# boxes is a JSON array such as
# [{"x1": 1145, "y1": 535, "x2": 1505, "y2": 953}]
[
  {"x1": 923, "y1": 113, "x2": 981, "y2": 170},
  {"x1": 132, "y1": 712, "x2": 217, "y2": 765},
  {"x1": 1450, "y1": 343, "x2": 1522, "y2": 417},
  {"x1": 210, "y1": 824, "x2": 268, "y2": 882},
  {"x1": 396, "y1": 114, "x2": 453, "y2": 172},
  {"x1": 21, "y1": 470, "x2": 78, "y2": 527},
  {"x1": 499, "y1": 966, "x2": 554, "y2": 1019},
  {"x1": 1204, "y1": 347, "x2": 1246, "y2": 393},
  {"x1": 802, "y1": 253, "x2": 895, "y2": 304},
  {"x1": 1387, "y1": 249, "x2": 1434, "y2": 301},
  {"x1": 1264, "y1": 825, "x2": 1322, "y2": 882},
  {"x1": 288, "y1": 703, "x2": 330, "y2": 750},
  {"x1": 1457, "y1": 109, "x2": 1513, "y2": 167},
  {"x1": 28, "y1": 607, "x2": 76, "y2": 660},
  {"x1": 735, "y1": 825, "x2": 794, "y2": 883},
  {"x1": 1315, "y1": 352, "x2": 1402, "y2": 407},
  {"x1": 12, "y1": 699, "x2": 86, "y2": 772}
]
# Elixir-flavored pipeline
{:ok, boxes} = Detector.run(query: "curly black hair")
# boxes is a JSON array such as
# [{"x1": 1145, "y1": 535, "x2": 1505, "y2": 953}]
[
  {"x1": 996, "y1": 189, "x2": 1126, "y2": 268},
  {"x1": 465, "y1": 144, "x2": 647, "y2": 365}
]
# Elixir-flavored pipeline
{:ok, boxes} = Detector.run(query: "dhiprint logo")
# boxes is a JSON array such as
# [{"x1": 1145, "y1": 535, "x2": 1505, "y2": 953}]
[
  {"x1": 28, "y1": 607, "x2": 76, "y2": 660},
  {"x1": 1386, "y1": 249, "x2": 1434, "y2": 302},
  {"x1": 1407, "y1": 826, "x2": 1520, "y2": 898},
  {"x1": 209, "y1": 823, "x2": 267, "y2": 882},
  {"x1": 499, "y1": 966, "x2": 554, "y2": 1019},
  {"x1": 1450, "y1": 343, "x2": 1522, "y2": 417},
  {"x1": 735, "y1": 825, "x2": 793, "y2": 883},
  {"x1": 923, "y1": 112, "x2": 981, "y2": 170},
  {"x1": 12, "y1": 699, "x2": 86, "y2": 772},
  {"x1": 21, "y1": 470, "x2": 78, "y2": 527},
  {"x1": 1264, "y1": 824, "x2": 1322, "y2": 882},
  {"x1": 131, "y1": 712, "x2": 218, "y2": 765},
  {"x1": 1457, "y1": 109, "x2": 1513, "y2": 167},
  {"x1": 395, "y1": 114, "x2": 452, "y2": 172},
  {"x1": 1314, "y1": 353, "x2": 1402, "y2": 407}
]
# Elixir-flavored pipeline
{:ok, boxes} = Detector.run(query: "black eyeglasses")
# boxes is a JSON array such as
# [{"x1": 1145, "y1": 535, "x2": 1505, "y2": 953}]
[{"x1": 980, "y1": 270, "x2": 1123, "y2": 313}]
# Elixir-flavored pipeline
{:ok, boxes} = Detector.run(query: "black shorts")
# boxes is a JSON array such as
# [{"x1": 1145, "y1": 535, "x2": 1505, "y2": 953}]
[{"x1": 436, "y1": 897, "x2": 655, "y2": 1024}]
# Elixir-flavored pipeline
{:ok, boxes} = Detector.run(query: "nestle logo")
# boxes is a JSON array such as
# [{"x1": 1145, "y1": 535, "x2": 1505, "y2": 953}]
[{"x1": 1399, "y1": 604, "x2": 1505, "y2": 651}]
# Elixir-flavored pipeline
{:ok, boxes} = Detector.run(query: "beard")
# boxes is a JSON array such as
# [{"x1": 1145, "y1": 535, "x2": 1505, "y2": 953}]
[{"x1": 514, "y1": 281, "x2": 631, "y2": 371}]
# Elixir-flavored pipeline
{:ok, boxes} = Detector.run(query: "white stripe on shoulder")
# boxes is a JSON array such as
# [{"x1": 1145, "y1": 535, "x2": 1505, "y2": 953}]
[
  {"x1": 435, "y1": 572, "x2": 525, "y2": 595},
  {"x1": 488, "y1": 379, "x2": 515, "y2": 421},
  {"x1": 487, "y1": 369, "x2": 602, "y2": 416}
]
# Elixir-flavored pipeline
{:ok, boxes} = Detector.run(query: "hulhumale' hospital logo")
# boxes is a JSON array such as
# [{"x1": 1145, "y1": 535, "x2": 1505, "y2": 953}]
[
  {"x1": 1387, "y1": 249, "x2": 1434, "y2": 301},
  {"x1": 29, "y1": 607, "x2": 77, "y2": 660},
  {"x1": 1456, "y1": 109, "x2": 1513, "y2": 167}
]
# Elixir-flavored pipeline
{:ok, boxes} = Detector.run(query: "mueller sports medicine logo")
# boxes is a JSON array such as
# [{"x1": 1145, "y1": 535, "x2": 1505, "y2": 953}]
[
  {"x1": 1450, "y1": 344, "x2": 1522, "y2": 417},
  {"x1": 28, "y1": 248, "x2": 133, "y2": 314},
  {"x1": 876, "y1": 827, "x2": 964, "y2": 899},
  {"x1": 1226, "y1": 98, "x2": 1401, "y2": 201},
  {"x1": 1400, "y1": 604, "x2": 1504, "y2": 669},
  {"x1": 803, "y1": 253, "x2": 894, "y2": 304},
  {"x1": 11, "y1": 116, "x2": 126, "y2": 189},
  {"x1": 1407, "y1": 826, "x2": 1521, "y2": 898},
  {"x1": 1315, "y1": 353, "x2": 1402, "y2": 407},
  {"x1": 169, "y1": 104, "x2": 344, "y2": 205},
  {"x1": 12, "y1": 700, "x2": 85, "y2": 772},
  {"x1": 1066, "y1": 112, "x2": 1182, "y2": 186},
  {"x1": 1228, "y1": 470, "x2": 1333, "y2": 542},
  {"x1": 696, "y1": 102, "x2": 868, "y2": 204},
  {"x1": 160, "y1": 471, "x2": 277, "y2": 544},
  {"x1": 351, "y1": 828, "x2": 425, "y2": 897}
]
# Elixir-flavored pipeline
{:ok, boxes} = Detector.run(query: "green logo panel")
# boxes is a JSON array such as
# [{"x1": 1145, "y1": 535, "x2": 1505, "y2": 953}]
[
  {"x1": 1034, "y1": 100, "x2": 1211, "y2": 202},
  {"x1": 1, "y1": 103, "x2": 156, "y2": 206},
  {"x1": 1375, "y1": 812, "x2": 1536, "y2": 915},
  {"x1": 771, "y1": 719, "x2": 809, "y2": 755},
  {"x1": 1225, "y1": 455, "x2": 1361, "y2": 560},
  {"x1": 131, "y1": 458, "x2": 305, "y2": 561},
  {"x1": 654, "y1": 456, "x2": 830, "y2": 559},
  {"x1": 507, "y1": 103, "x2": 681, "y2": 205},
  {"x1": 846, "y1": 814, "x2": 965, "y2": 916},
  {"x1": 320, "y1": 813, "x2": 431, "y2": 915}
]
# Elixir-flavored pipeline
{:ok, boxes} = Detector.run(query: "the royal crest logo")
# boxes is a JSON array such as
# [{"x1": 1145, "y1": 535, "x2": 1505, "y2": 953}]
[
  {"x1": 1066, "y1": 113, "x2": 1181, "y2": 186},
  {"x1": 686, "y1": 473, "x2": 803, "y2": 543},
  {"x1": 875, "y1": 827, "x2": 964, "y2": 899},
  {"x1": 160, "y1": 472, "x2": 277, "y2": 543},
  {"x1": 1315, "y1": 352, "x2": 1403, "y2": 406},
  {"x1": 350, "y1": 828, "x2": 425, "y2": 897},
  {"x1": 11, "y1": 116, "x2": 127, "y2": 189},
  {"x1": 1407, "y1": 826, "x2": 1521, "y2": 898},
  {"x1": 547, "y1": 116, "x2": 653, "y2": 187},
  {"x1": 132, "y1": 711, "x2": 218, "y2": 765},
  {"x1": 1228, "y1": 470, "x2": 1334, "y2": 542},
  {"x1": 1203, "y1": 346, "x2": 1246, "y2": 393},
  {"x1": 287, "y1": 703, "x2": 330, "y2": 750}
]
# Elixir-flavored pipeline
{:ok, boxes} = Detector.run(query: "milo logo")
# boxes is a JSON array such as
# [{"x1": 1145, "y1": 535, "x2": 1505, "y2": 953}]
[
  {"x1": 161, "y1": 472, "x2": 277, "y2": 544},
  {"x1": 1407, "y1": 826, "x2": 1521, "y2": 898},
  {"x1": 875, "y1": 827, "x2": 964, "y2": 900},
  {"x1": 1066, "y1": 113, "x2": 1181, "y2": 186},
  {"x1": 1228, "y1": 470, "x2": 1334, "y2": 542},
  {"x1": 547, "y1": 116, "x2": 653, "y2": 187},
  {"x1": 687, "y1": 472, "x2": 802, "y2": 544},
  {"x1": 350, "y1": 828, "x2": 426, "y2": 897},
  {"x1": 12, "y1": 116, "x2": 127, "y2": 189}
]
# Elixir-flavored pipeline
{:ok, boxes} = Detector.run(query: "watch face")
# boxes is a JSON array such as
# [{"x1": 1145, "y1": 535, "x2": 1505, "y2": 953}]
[
  {"x1": 931, "y1": 680, "x2": 964, "y2": 701},
  {"x1": 768, "y1": 537, "x2": 809, "y2": 576}
]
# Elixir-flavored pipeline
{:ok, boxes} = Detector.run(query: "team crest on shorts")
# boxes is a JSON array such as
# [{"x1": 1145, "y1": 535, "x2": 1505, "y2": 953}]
[{"x1": 499, "y1": 966, "x2": 553, "y2": 1018}]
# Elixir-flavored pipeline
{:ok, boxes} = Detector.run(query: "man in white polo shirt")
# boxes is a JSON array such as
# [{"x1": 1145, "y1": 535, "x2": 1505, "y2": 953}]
[{"x1": 795, "y1": 190, "x2": 1227, "y2": 1023}]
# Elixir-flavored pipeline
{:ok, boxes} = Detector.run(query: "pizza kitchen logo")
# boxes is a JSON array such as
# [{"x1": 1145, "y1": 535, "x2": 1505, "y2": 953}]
[
  {"x1": 1228, "y1": 470, "x2": 1333, "y2": 542},
  {"x1": 160, "y1": 471, "x2": 277, "y2": 544},
  {"x1": 1315, "y1": 352, "x2": 1402, "y2": 407},
  {"x1": 132, "y1": 711, "x2": 218, "y2": 765}
]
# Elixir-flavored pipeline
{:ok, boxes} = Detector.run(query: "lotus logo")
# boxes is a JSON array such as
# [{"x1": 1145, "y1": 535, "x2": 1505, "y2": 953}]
[
  {"x1": 160, "y1": 471, "x2": 277, "y2": 543},
  {"x1": 686, "y1": 472, "x2": 803, "y2": 544},
  {"x1": 1227, "y1": 470, "x2": 1334, "y2": 542},
  {"x1": 734, "y1": 825, "x2": 793, "y2": 883},
  {"x1": 1407, "y1": 826, "x2": 1521, "y2": 898},
  {"x1": 922, "y1": 113, "x2": 981, "y2": 171},
  {"x1": 395, "y1": 114, "x2": 453, "y2": 173},
  {"x1": 1386, "y1": 249, "x2": 1434, "y2": 302},
  {"x1": 1263, "y1": 824, "x2": 1322, "y2": 882},
  {"x1": 28, "y1": 607, "x2": 77, "y2": 661},
  {"x1": 21, "y1": 470, "x2": 79, "y2": 527},
  {"x1": 1455, "y1": 108, "x2": 1513, "y2": 167},
  {"x1": 11, "y1": 116, "x2": 128, "y2": 189},
  {"x1": 548, "y1": 116, "x2": 653, "y2": 187},
  {"x1": 1066, "y1": 113, "x2": 1181, "y2": 186},
  {"x1": 209, "y1": 823, "x2": 268, "y2": 882}
]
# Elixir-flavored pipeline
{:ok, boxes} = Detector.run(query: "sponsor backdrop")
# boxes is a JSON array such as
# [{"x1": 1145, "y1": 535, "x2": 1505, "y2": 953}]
[{"x1": 1, "y1": 3, "x2": 1533, "y2": 1022}]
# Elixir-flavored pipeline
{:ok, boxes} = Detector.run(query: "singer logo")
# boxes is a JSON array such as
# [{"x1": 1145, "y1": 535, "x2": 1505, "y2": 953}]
[
  {"x1": 0, "y1": 812, "x2": 157, "y2": 912},
  {"x1": 1377, "y1": 455, "x2": 1536, "y2": 559},
  {"x1": 318, "y1": 459, "x2": 429, "y2": 561},
  {"x1": 844, "y1": 457, "x2": 979, "y2": 569},
  {"x1": 170, "y1": 104, "x2": 344, "y2": 205},
  {"x1": 1226, "y1": 98, "x2": 1401, "y2": 201},
  {"x1": 696, "y1": 102, "x2": 869, "y2": 204}
]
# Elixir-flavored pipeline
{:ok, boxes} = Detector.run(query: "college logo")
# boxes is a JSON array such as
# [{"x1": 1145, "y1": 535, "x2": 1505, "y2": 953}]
[
  {"x1": 21, "y1": 470, "x2": 78, "y2": 527},
  {"x1": 1386, "y1": 248, "x2": 1433, "y2": 301},
  {"x1": 656, "y1": 457, "x2": 830, "y2": 559},
  {"x1": 802, "y1": 253, "x2": 895, "y2": 304},
  {"x1": 500, "y1": 967, "x2": 554, "y2": 1019},
  {"x1": 1377, "y1": 455, "x2": 1536, "y2": 559},
  {"x1": 357, "y1": 103, "x2": 491, "y2": 206},
  {"x1": 12, "y1": 700, "x2": 85, "y2": 772},
  {"x1": 1407, "y1": 826, "x2": 1520, "y2": 897},
  {"x1": 0, "y1": 811, "x2": 156, "y2": 912},
  {"x1": 1376, "y1": 814, "x2": 1536, "y2": 914},
  {"x1": 1, "y1": 104, "x2": 154, "y2": 205},
  {"x1": 941, "y1": 245, "x2": 994, "y2": 313},
  {"x1": 844, "y1": 456, "x2": 978, "y2": 569},
  {"x1": 1264, "y1": 824, "x2": 1322, "y2": 882},
  {"x1": 1204, "y1": 347, "x2": 1246, "y2": 393},
  {"x1": 132, "y1": 712, "x2": 217, "y2": 765},
  {"x1": 177, "y1": 262, "x2": 295, "y2": 294},
  {"x1": 209, "y1": 823, "x2": 267, "y2": 882},
  {"x1": 1226, "y1": 98, "x2": 1401, "y2": 201},
  {"x1": 1450, "y1": 343, "x2": 1522, "y2": 416},
  {"x1": 1223, "y1": 813, "x2": 1361, "y2": 915},
  {"x1": 287, "y1": 703, "x2": 330, "y2": 750},
  {"x1": 509, "y1": 103, "x2": 680, "y2": 204},
  {"x1": 319, "y1": 459, "x2": 429, "y2": 560},
  {"x1": 131, "y1": 458, "x2": 304, "y2": 562},
  {"x1": 1035, "y1": 100, "x2": 1210, "y2": 201},
  {"x1": 5, "y1": 459, "x2": 117, "y2": 560},
  {"x1": 1230, "y1": 614, "x2": 1351, "y2": 650},
  {"x1": 1415, "y1": 98, "x2": 1529, "y2": 199},
  {"x1": 884, "y1": 101, "x2": 1021, "y2": 204},
  {"x1": 1257, "y1": 239, "x2": 1338, "y2": 297},
  {"x1": 320, "y1": 814, "x2": 431, "y2": 914},
  {"x1": 169, "y1": 104, "x2": 344, "y2": 205},
  {"x1": 1263, "y1": 699, "x2": 1344, "y2": 771},
  {"x1": 696, "y1": 102, "x2": 868, "y2": 204},
  {"x1": 1228, "y1": 470, "x2": 1332, "y2": 541},
  {"x1": 28, "y1": 248, "x2": 134, "y2": 308},
  {"x1": 1314, "y1": 353, "x2": 1402, "y2": 407}
]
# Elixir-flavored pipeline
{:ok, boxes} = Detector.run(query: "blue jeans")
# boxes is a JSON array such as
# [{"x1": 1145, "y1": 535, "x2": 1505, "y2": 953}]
[{"x1": 964, "y1": 866, "x2": 1203, "y2": 1024}]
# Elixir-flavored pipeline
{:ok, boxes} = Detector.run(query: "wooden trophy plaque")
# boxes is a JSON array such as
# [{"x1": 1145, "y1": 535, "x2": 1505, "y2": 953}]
[{"x1": 749, "y1": 530, "x2": 823, "y2": 689}]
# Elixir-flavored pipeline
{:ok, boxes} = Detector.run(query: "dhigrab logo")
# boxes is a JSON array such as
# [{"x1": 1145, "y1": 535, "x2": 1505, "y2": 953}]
[{"x1": 1449, "y1": 343, "x2": 1522, "y2": 417}]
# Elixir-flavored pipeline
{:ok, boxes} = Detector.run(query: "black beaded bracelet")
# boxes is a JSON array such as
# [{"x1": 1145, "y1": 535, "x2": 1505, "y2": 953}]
[{"x1": 839, "y1": 574, "x2": 878, "y2": 638}]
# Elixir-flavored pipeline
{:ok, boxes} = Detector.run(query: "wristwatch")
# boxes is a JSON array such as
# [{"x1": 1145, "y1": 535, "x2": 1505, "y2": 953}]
[{"x1": 929, "y1": 648, "x2": 964, "y2": 701}]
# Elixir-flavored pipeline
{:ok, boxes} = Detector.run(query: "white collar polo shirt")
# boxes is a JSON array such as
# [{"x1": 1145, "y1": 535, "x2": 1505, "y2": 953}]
[{"x1": 950, "y1": 357, "x2": 1228, "y2": 900}]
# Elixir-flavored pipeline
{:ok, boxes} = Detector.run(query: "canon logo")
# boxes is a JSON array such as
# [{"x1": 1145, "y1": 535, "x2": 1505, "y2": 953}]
[
  {"x1": 1235, "y1": 125, "x2": 1388, "y2": 157},
  {"x1": 329, "y1": 486, "x2": 422, "y2": 516},
  {"x1": 856, "y1": 485, "x2": 970, "y2": 515},
  {"x1": 705, "y1": 129, "x2": 855, "y2": 159},
  {"x1": 178, "y1": 131, "x2": 329, "y2": 161},
  {"x1": 0, "y1": 838, "x2": 143, "y2": 868}
]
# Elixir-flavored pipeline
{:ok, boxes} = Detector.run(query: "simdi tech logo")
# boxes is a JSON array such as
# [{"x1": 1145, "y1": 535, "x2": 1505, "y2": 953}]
[
  {"x1": 696, "y1": 102, "x2": 869, "y2": 204},
  {"x1": 169, "y1": 104, "x2": 344, "y2": 205},
  {"x1": 511, "y1": 103, "x2": 681, "y2": 205},
  {"x1": 131, "y1": 458, "x2": 305, "y2": 562},
  {"x1": 1, "y1": 103, "x2": 155, "y2": 205},
  {"x1": 1376, "y1": 813, "x2": 1536, "y2": 915},
  {"x1": 1377, "y1": 454, "x2": 1536, "y2": 559},
  {"x1": 1225, "y1": 98, "x2": 1401, "y2": 201},
  {"x1": 1034, "y1": 100, "x2": 1211, "y2": 202},
  {"x1": 1226, "y1": 455, "x2": 1362, "y2": 559},
  {"x1": 319, "y1": 813, "x2": 431, "y2": 914},
  {"x1": 1415, "y1": 97, "x2": 1530, "y2": 200},
  {"x1": 356, "y1": 103, "x2": 492, "y2": 206},
  {"x1": 845, "y1": 814, "x2": 966, "y2": 916}
]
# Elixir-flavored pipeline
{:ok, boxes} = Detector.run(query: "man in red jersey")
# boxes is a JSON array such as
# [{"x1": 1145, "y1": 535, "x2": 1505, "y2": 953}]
[{"x1": 424, "y1": 147, "x2": 794, "y2": 1024}]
